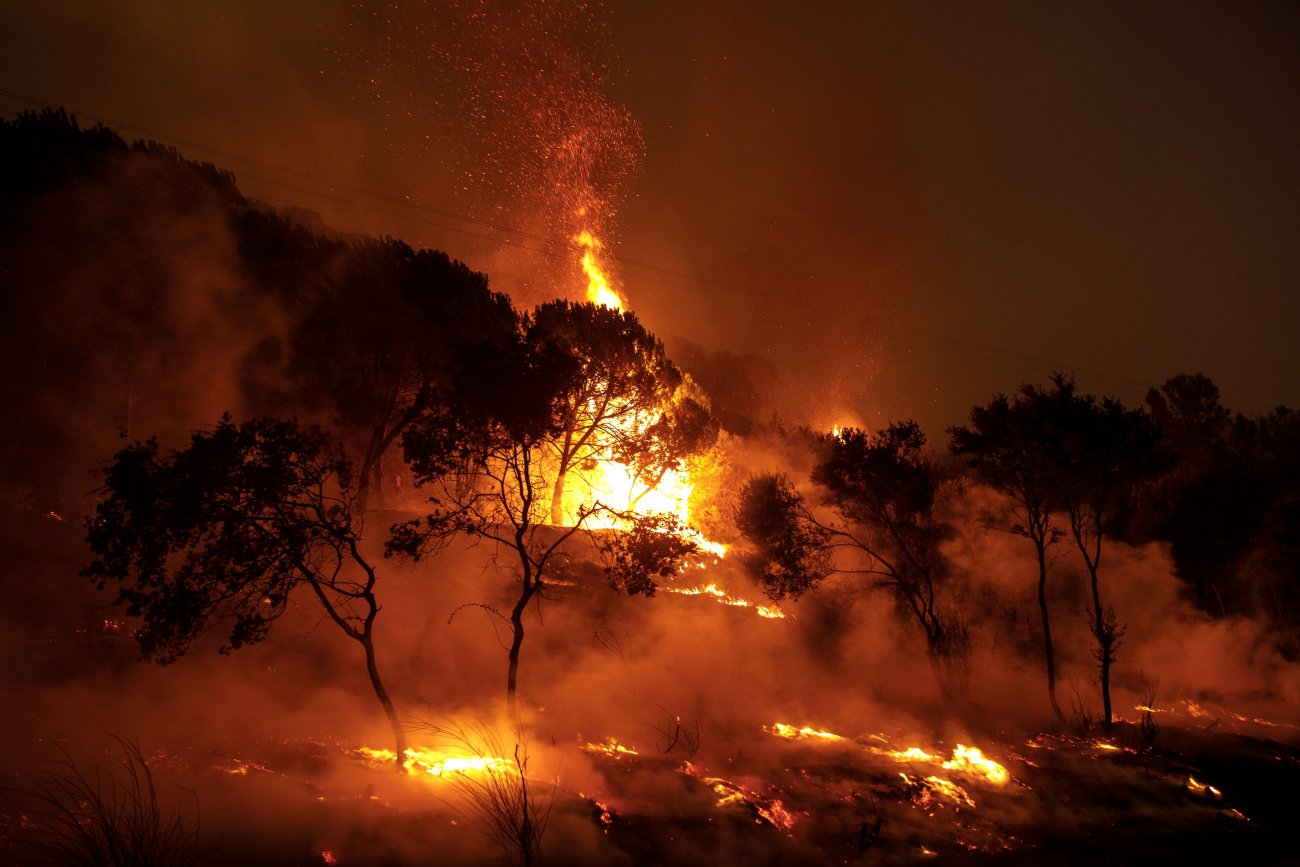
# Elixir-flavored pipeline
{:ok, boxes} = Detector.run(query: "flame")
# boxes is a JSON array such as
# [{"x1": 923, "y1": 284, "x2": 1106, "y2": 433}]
[
  {"x1": 559, "y1": 228, "x2": 733, "y2": 558},
  {"x1": 353, "y1": 745, "x2": 513, "y2": 779},
  {"x1": 886, "y1": 746, "x2": 942, "y2": 762},
  {"x1": 942, "y1": 745, "x2": 1011, "y2": 785},
  {"x1": 575, "y1": 230, "x2": 623, "y2": 310},
  {"x1": 875, "y1": 743, "x2": 1010, "y2": 787},
  {"x1": 663, "y1": 582, "x2": 785, "y2": 619},
  {"x1": 681, "y1": 762, "x2": 796, "y2": 831},
  {"x1": 765, "y1": 722, "x2": 845, "y2": 741},
  {"x1": 582, "y1": 737, "x2": 639, "y2": 759},
  {"x1": 901, "y1": 772, "x2": 976, "y2": 808},
  {"x1": 1187, "y1": 776, "x2": 1222, "y2": 798}
]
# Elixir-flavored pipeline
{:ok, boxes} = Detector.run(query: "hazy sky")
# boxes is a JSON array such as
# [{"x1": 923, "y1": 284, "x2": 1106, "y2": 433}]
[{"x1": 2, "y1": 0, "x2": 1296, "y2": 433}]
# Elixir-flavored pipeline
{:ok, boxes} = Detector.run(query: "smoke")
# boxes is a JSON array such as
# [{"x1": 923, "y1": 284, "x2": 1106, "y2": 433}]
[{"x1": 0, "y1": 156, "x2": 290, "y2": 513}]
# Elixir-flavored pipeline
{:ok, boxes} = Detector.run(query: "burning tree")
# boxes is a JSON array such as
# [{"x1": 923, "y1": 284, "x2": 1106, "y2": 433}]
[
  {"x1": 389, "y1": 307, "x2": 705, "y2": 719},
  {"x1": 737, "y1": 422, "x2": 969, "y2": 703},
  {"x1": 83, "y1": 417, "x2": 407, "y2": 763},
  {"x1": 528, "y1": 300, "x2": 685, "y2": 525}
]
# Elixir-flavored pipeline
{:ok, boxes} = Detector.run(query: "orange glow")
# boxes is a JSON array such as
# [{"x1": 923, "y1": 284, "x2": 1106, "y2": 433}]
[
  {"x1": 901, "y1": 771, "x2": 976, "y2": 808},
  {"x1": 873, "y1": 743, "x2": 1009, "y2": 787},
  {"x1": 554, "y1": 228, "x2": 729, "y2": 557},
  {"x1": 354, "y1": 745, "x2": 512, "y2": 779},
  {"x1": 582, "y1": 737, "x2": 640, "y2": 759},
  {"x1": 943, "y1": 745, "x2": 1011, "y2": 785},
  {"x1": 575, "y1": 230, "x2": 623, "y2": 310},
  {"x1": 663, "y1": 582, "x2": 785, "y2": 619},
  {"x1": 765, "y1": 722, "x2": 845, "y2": 741},
  {"x1": 681, "y1": 762, "x2": 797, "y2": 832}
]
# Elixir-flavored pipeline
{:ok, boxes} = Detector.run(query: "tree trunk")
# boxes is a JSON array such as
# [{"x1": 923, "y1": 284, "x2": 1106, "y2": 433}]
[
  {"x1": 549, "y1": 424, "x2": 576, "y2": 526},
  {"x1": 361, "y1": 634, "x2": 406, "y2": 770},
  {"x1": 1086, "y1": 564, "x2": 1115, "y2": 729},
  {"x1": 358, "y1": 420, "x2": 387, "y2": 513},
  {"x1": 1099, "y1": 641, "x2": 1113, "y2": 727},
  {"x1": 1036, "y1": 545, "x2": 1065, "y2": 724},
  {"x1": 548, "y1": 463, "x2": 569, "y2": 527},
  {"x1": 506, "y1": 602, "x2": 526, "y2": 723}
]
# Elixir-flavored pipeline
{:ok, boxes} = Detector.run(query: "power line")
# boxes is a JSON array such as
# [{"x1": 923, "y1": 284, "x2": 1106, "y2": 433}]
[{"x1": 0, "y1": 91, "x2": 1280, "y2": 414}]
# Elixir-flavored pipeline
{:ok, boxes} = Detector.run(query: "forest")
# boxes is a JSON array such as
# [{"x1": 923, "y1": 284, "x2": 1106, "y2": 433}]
[{"x1": 2, "y1": 109, "x2": 1298, "y2": 865}]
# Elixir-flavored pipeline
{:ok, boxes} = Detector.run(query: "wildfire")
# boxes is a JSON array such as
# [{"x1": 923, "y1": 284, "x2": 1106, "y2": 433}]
[
  {"x1": 582, "y1": 737, "x2": 639, "y2": 759},
  {"x1": 762, "y1": 721, "x2": 1011, "y2": 788},
  {"x1": 902, "y1": 772, "x2": 976, "y2": 808},
  {"x1": 662, "y1": 582, "x2": 785, "y2": 619},
  {"x1": 943, "y1": 745, "x2": 1011, "y2": 785},
  {"x1": 871, "y1": 744, "x2": 1010, "y2": 787},
  {"x1": 765, "y1": 722, "x2": 845, "y2": 742},
  {"x1": 575, "y1": 230, "x2": 623, "y2": 310},
  {"x1": 681, "y1": 762, "x2": 796, "y2": 832},
  {"x1": 353, "y1": 745, "x2": 512, "y2": 779},
  {"x1": 553, "y1": 226, "x2": 739, "y2": 563}
]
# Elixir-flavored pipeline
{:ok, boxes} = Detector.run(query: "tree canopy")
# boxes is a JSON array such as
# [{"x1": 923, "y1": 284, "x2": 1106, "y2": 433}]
[{"x1": 83, "y1": 416, "x2": 406, "y2": 760}]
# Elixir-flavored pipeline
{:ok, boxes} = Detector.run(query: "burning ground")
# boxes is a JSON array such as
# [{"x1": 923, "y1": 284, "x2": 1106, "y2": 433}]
[{"x1": 2, "y1": 494, "x2": 1299, "y2": 865}]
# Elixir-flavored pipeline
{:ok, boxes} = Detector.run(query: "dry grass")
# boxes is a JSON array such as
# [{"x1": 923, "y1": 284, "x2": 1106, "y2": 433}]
[
  {"x1": 415, "y1": 720, "x2": 555, "y2": 867},
  {"x1": 8, "y1": 735, "x2": 206, "y2": 867}
]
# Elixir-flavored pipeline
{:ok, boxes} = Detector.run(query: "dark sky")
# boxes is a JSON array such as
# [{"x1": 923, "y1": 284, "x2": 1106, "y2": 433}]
[{"x1": 2, "y1": 0, "x2": 1297, "y2": 434}]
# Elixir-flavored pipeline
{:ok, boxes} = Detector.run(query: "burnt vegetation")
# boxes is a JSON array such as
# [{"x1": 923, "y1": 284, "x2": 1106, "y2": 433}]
[{"x1": 3, "y1": 109, "x2": 1300, "y2": 864}]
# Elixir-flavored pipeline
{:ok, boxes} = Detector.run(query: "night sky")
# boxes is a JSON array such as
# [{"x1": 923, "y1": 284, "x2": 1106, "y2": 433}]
[{"x1": 2, "y1": 0, "x2": 1296, "y2": 434}]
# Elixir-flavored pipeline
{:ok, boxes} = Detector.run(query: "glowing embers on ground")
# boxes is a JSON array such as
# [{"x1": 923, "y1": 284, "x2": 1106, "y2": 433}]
[
  {"x1": 1025, "y1": 732, "x2": 1137, "y2": 756},
  {"x1": 764, "y1": 722, "x2": 845, "y2": 741},
  {"x1": 681, "y1": 761, "x2": 797, "y2": 832},
  {"x1": 900, "y1": 772, "x2": 976, "y2": 809},
  {"x1": 1141, "y1": 697, "x2": 1300, "y2": 733},
  {"x1": 353, "y1": 745, "x2": 512, "y2": 779},
  {"x1": 871, "y1": 745, "x2": 1010, "y2": 803},
  {"x1": 763, "y1": 721, "x2": 1011, "y2": 789},
  {"x1": 661, "y1": 581, "x2": 786, "y2": 619},
  {"x1": 581, "y1": 737, "x2": 639, "y2": 760}
]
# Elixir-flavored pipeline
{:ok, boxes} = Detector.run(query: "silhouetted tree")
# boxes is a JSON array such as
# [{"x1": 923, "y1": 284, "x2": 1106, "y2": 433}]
[
  {"x1": 1140, "y1": 374, "x2": 1261, "y2": 615},
  {"x1": 286, "y1": 239, "x2": 515, "y2": 510},
  {"x1": 389, "y1": 316, "x2": 700, "y2": 719},
  {"x1": 1050, "y1": 378, "x2": 1164, "y2": 727},
  {"x1": 950, "y1": 382, "x2": 1071, "y2": 723},
  {"x1": 735, "y1": 474, "x2": 833, "y2": 598},
  {"x1": 737, "y1": 422, "x2": 968, "y2": 703},
  {"x1": 83, "y1": 417, "x2": 406, "y2": 764}
]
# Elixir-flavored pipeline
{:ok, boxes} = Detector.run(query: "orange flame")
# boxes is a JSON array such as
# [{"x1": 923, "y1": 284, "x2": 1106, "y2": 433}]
[
  {"x1": 663, "y1": 582, "x2": 784, "y2": 618},
  {"x1": 353, "y1": 745, "x2": 512, "y2": 779},
  {"x1": 582, "y1": 737, "x2": 639, "y2": 759},
  {"x1": 765, "y1": 722, "x2": 845, "y2": 741},
  {"x1": 575, "y1": 230, "x2": 623, "y2": 310}
]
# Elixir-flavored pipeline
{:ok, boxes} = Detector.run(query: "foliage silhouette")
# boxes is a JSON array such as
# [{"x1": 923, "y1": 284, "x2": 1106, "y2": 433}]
[{"x1": 83, "y1": 416, "x2": 406, "y2": 763}]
